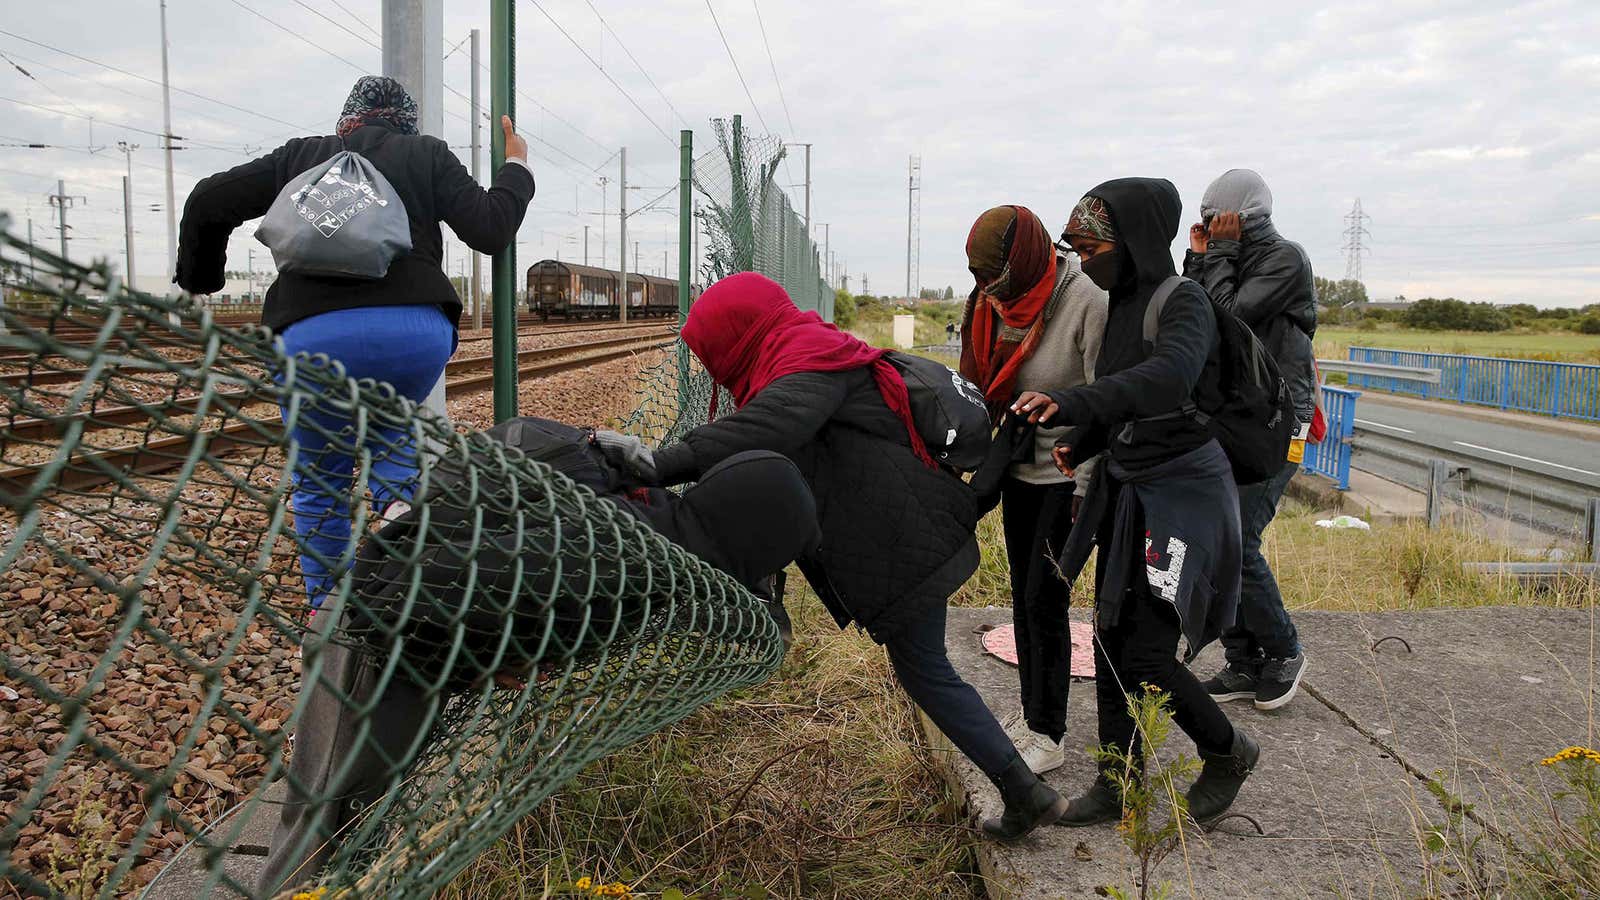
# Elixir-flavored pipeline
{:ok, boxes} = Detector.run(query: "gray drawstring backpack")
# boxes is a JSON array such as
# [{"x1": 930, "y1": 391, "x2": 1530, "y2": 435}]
[{"x1": 255, "y1": 147, "x2": 412, "y2": 279}]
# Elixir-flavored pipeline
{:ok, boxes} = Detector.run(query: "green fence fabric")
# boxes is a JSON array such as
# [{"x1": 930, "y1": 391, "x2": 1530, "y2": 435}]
[
  {"x1": 0, "y1": 215, "x2": 782, "y2": 899},
  {"x1": 693, "y1": 117, "x2": 832, "y2": 322}
]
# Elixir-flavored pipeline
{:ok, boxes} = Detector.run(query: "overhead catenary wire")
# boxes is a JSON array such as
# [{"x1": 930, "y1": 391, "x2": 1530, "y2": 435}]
[
  {"x1": 0, "y1": 95, "x2": 253, "y2": 154},
  {"x1": 0, "y1": 46, "x2": 289, "y2": 146},
  {"x1": 289, "y1": 0, "x2": 383, "y2": 51},
  {"x1": 580, "y1": 0, "x2": 690, "y2": 128},
  {"x1": 325, "y1": 0, "x2": 382, "y2": 38},
  {"x1": 0, "y1": 28, "x2": 319, "y2": 135},
  {"x1": 522, "y1": 0, "x2": 678, "y2": 147},
  {"x1": 748, "y1": 0, "x2": 795, "y2": 138},
  {"x1": 704, "y1": 0, "x2": 773, "y2": 137}
]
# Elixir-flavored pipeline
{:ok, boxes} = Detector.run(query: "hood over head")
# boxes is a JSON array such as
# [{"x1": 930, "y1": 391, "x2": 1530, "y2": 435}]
[
  {"x1": 677, "y1": 450, "x2": 820, "y2": 591},
  {"x1": 1201, "y1": 168, "x2": 1273, "y2": 224},
  {"x1": 1082, "y1": 177, "x2": 1183, "y2": 289}
]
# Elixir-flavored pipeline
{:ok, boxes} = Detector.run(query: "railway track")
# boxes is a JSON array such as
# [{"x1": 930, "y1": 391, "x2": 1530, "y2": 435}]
[
  {"x1": 0, "y1": 328, "x2": 675, "y2": 495},
  {"x1": 0, "y1": 314, "x2": 655, "y2": 363}
]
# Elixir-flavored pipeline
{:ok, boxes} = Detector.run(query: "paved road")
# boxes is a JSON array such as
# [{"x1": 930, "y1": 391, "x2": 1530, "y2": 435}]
[{"x1": 1351, "y1": 393, "x2": 1600, "y2": 490}]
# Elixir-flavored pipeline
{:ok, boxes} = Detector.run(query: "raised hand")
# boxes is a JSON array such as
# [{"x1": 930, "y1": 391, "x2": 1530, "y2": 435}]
[{"x1": 501, "y1": 115, "x2": 528, "y2": 164}]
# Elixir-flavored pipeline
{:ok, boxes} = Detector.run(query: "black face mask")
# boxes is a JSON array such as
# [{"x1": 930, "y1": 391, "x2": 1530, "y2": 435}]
[{"x1": 1080, "y1": 247, "x2": 1121, "y2": 291}]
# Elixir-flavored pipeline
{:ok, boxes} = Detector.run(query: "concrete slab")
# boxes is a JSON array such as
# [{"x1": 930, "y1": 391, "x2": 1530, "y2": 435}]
[
  {"x1": 926, "y1": 607, "x2": 1583, "y2": 899},
  {"x1": 141, "y1": 780, "x2": 281, "y2": 899},
  {"x1": 1291, "y1": 607, "x2": 1599, "y2": 833}
]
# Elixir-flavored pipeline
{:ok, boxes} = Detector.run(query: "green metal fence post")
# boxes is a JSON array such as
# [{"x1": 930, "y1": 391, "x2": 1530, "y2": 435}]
[
  {"x1": 490, "y1": 0, "x2": 517, "y2": 423},
  {"x1": 678, "y1": 129, "x2": 693, "y2": 411}
]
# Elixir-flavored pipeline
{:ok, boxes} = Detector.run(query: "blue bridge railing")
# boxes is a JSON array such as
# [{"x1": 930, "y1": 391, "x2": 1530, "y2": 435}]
[
  {"x1": 1303, "y1": 385, "x2": 1359, "y2": 490},
  {"x1": 1346, "y1": 346, "x2": 1600, "y2": 422}
]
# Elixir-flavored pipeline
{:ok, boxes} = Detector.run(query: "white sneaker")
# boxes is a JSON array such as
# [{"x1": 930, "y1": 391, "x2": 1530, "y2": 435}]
[
  {"x1": 999, "y1": 709, "x2": 1028, "y2": 741},
  {"x1": 1014, "y1": 729, "x2": 1066, "y2": 775}
]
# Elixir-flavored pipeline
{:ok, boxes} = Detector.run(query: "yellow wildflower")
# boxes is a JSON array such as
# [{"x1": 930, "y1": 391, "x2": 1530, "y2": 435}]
[
  {"x1": 291, "y1": 889, "x2": 327, "y2": 900},
  {"x1": 574, "y1": 877, "x2": 592, "y2": 890},
  {"x1": 599, "y1": 883, "x2": 631, "y2": 897},
  {"x1": 1540, "y1": 745, "x2": 1600, "y2": 766}
]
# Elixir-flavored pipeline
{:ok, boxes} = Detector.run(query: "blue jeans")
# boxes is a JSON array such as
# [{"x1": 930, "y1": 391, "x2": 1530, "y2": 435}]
[
  {"x1": 278, "y1": 305, "x2": 455, "y2": 608},
  {"x1": 1221, "y1": 460, "x2": 1301, "y2": 665}
]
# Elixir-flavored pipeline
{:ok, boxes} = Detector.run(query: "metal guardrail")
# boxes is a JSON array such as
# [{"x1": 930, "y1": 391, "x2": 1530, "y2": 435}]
[
  {"x1": 1351, "y1": 425, "x2": 1600, "y2": 535},
  {"x1": 1317, "y1": 358, "x2": 1441, "y2": 384},
  {"x1": 1303, "y1": 385, "x2": 1359, "y2": 490},
  {"x1": 1347, "y1": 346, "x2": 1600, "y2": 422}
]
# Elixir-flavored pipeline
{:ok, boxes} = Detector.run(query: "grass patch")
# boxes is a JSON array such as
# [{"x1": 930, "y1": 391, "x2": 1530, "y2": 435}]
[
  {"x1": 443, "y1": 578, "x2": 984, "y2": 900},
  {"x1": 448, "y1": 478, "x2": 1594, "y2": 898},
  {"x1": 1316, "y1": 327, "x2": 1600, "y2": 364}
]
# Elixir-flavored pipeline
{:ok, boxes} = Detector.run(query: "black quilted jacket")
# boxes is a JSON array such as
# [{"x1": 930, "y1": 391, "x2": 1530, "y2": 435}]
[{"x1": 654, "y1": 368, "x2": 979, "y2": 642}]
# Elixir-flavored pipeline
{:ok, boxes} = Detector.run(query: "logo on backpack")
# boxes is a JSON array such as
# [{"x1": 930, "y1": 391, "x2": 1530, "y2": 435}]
[
  {"x1": 256, "y1": 149, "x2": 412, "y2": 280},
  {"x1": 293, "y1": 166, "x2": 392, "y2": 238}
]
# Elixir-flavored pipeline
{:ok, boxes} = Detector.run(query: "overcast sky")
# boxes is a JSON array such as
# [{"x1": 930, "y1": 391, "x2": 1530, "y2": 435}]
[{"x1": 2, "y1": 0, "x2": 1597, "y2": 306}]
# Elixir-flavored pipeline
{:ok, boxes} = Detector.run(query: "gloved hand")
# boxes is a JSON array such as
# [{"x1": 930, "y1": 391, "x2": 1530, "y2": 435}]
[{"x1": 591, "y1": 429, "x2": 659, "y2": 484}]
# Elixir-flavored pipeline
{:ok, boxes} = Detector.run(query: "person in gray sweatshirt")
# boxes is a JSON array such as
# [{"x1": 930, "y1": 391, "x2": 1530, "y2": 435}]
[{"x1": 960, "y1": 205, "x2": 1107, "y2": 773}]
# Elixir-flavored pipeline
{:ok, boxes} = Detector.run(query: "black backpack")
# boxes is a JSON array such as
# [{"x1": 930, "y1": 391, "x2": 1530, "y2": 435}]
[
  {"x1": 1142, "y1": 276, "x2": 1296, "y2": 485},
  {"x1": 884, "y1": 351, "x2": 993, "y2": 471}
]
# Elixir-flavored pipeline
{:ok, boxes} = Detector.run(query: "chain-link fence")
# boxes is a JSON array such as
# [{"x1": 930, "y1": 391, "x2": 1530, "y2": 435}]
[
  {"x1": 0, "y1": 215, "x2": 784, "y2": 899},
  {"x1": 0, "y1": 111, "x2": 832, "y2": 899},
  {"x1": 694, "y1": 117, "x2": 832, "y2": 322}
]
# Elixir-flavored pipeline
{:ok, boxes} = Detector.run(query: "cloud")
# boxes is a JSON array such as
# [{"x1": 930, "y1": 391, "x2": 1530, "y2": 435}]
[{"x1": 0, "y1": 0, "x2": 1596, "y2": 306}]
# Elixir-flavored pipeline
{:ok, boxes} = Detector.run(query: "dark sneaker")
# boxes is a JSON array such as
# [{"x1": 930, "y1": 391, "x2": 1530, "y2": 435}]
[
  {"x1": 1255, "y1": 651, "x2": 1307, "y2": 711},
  {"x1": 1201, "y1": 662, "x2": 1259, "y2": 703}
]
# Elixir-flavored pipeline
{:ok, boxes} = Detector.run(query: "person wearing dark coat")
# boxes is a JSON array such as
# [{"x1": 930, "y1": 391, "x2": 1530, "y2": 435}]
[
  {"x1": 174, "y1": 76, "x2": 536, "y2": 610},
  {"x1": 1012, "y1": 177, "x2": 1258, "y2": 826},
  {"x1": 593, "y1": 272, "x2": 1069, "y2": 841},
  {"x1": 1183, "y1": 169, "x2": 1314, "y2": 711},
  {"x1": 257, "y1": 419, "x2": 820, "y2": 897}
]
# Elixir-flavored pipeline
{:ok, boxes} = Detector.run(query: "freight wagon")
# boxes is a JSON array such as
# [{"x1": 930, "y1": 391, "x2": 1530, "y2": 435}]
[{"x1": 525, "y1": 259, "x2": 680, "y2": 320}]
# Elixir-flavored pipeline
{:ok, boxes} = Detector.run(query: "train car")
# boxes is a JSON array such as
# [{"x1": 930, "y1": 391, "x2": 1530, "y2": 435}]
[{"x1": 525, "y1": 260, "x2": 682, "y2": 321}]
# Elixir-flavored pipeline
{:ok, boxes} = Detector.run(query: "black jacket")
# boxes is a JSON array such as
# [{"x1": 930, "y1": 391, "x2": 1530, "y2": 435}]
[
  {"x1": 1183, "y1": 220, "x2": 1317, "y2": 423},
  {"x1": 175, "y1": 121, "x2": 535, "y2": 333},
  {"x1": 653, "y1": 368, "x2": 980, "y2": 643},
  {"x1": 1048, "y1": 178, "x2": 1225, "y2": 472}
]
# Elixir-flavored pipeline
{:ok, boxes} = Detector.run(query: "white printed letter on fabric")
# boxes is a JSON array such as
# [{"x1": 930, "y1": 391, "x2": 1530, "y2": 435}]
[{"x1": 1144, "y1": 535, "x2": 1187, "y2": 602}]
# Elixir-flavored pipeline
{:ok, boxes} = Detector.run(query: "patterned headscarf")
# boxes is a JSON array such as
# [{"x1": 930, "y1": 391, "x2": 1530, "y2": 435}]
[
  {"x1": 1064, "y1": 195, "x2": 1118, "y2": 243},
  {"x1": 336, "y1": 76, "x2": 420, "y2": 138}
]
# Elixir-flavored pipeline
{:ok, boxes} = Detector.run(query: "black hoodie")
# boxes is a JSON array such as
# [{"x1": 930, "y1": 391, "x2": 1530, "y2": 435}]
[{"x1": 1048, "y1": 178, "x2": 1224, "y2": 472}]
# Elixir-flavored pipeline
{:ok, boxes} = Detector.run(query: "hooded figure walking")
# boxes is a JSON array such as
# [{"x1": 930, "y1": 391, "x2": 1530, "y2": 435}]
[
  {"x1": 1012, "y1": 178, "x2": 1259, "y2": 826},
  {"x1": 1183, "y1": 169, "x2": 1314, "y2": 711}
]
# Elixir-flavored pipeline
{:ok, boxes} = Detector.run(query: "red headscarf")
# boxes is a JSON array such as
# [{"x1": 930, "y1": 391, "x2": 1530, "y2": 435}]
[
  {"x1": 682, "y1": 272, "x2": 934, "y2": 466},
  {"x1": 959, "y1": 206, "x2": 1058, "y2": 421}
]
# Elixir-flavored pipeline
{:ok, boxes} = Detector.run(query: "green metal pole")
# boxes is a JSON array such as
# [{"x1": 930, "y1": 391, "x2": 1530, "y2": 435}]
[
  {"x1": 490, "y1": 0, "x2": 517, "y2": 423},
  {"x1": 729, "y1": 115, "x2": 750, "y2": 274},
  {"x1": 677, "y1": 129, "x2": 693, "y2": 411}
]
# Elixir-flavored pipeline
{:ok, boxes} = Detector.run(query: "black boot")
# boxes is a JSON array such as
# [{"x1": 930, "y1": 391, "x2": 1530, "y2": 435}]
[
  {"x1": 981, "y1": 755, "x2": 1069, "y2": 842},
  {"x1": 1057, "y1": 772, "x2": 1124, "y2": 827},
  {"x1": 1187, "y1": 729, "x2": 1260, "y2": 823}
]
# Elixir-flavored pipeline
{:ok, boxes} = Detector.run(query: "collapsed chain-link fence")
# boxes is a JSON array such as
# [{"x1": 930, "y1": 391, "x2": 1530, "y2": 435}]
[
  {"x1": 0, "y1": 215, "x2": 784, "y2": 899},
  {"x1": 0, "y1": 112, "x2": 834, "y2": 899}
]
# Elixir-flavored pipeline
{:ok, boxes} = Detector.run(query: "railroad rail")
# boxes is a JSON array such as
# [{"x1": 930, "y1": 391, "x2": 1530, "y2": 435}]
[{"x1": 0, "y1": 329, "x2": 674, "y2": 495}]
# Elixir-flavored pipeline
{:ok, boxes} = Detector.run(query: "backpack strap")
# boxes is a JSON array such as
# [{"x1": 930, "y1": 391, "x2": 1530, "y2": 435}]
[
  {"x1": 1141, "y1": 275, "x2": 1188, "y2": 347},
  {"x1": 1121, "y1": 276, "x2": 1202, "y2": 443}
]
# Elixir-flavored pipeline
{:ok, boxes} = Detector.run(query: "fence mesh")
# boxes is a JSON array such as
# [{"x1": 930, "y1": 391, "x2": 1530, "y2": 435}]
[
  {"x1": 0, "y1": 214, "x2": 783, "y2": 899},
  {"x1": 0, "y1": 114, "x2": 832, "y2": 900},
  {"x1": 693, "y1": 117, "x2": 832, "y2": 322}
]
